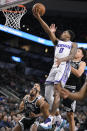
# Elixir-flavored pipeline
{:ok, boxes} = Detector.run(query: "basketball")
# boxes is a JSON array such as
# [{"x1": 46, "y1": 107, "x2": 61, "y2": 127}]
[{"x1": 32, "y1": 3, "x2": 46, "y2": 16}]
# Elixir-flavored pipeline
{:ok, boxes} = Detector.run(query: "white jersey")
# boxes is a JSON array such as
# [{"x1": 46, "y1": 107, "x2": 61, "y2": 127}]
[{"x1": 53, "y1": 40, "x2": 72, "y2": 67}]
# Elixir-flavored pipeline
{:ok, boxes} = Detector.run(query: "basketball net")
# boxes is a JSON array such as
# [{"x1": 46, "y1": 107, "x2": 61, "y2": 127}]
[{"x1": 2, "y1": 5, "x2": 27, "y2": 29}]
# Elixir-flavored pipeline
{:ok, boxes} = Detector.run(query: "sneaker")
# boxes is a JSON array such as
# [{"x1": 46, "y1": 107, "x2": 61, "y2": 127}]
[
  {"x1": 54, "y1": 115, "x2": 62, "y2": 124},
  {"x1": 39, "y1": 116, "x2": 54, "y2": 130},
  {"x1": 54, "y1": 119, "x2": 67, "y2": 131}
]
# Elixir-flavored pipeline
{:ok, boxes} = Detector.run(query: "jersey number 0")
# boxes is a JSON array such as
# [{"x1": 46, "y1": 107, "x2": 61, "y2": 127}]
[{"x1": 59, "y1": 48, "x2": 64, "y2": 53}]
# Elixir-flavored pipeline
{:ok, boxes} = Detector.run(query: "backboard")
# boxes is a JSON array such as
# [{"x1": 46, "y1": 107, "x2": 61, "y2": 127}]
[{"x1": 0, "y1": 0, "x2": 33, "y2": 10}]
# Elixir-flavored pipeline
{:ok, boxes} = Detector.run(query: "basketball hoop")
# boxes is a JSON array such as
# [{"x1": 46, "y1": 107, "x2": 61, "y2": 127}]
[{"x1": 2, "y1": 5, "x2": 27, "y2": 29}]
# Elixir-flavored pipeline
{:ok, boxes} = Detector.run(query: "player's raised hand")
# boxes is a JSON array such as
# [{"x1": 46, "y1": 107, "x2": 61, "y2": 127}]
[
  {"x1": 32, "y1": 7, "x2": 40, "y2": 19},
  {"x1": 50, "y1": 24, "x2": 57, "y2": 33},
  {"x1": 60, "y1": 88, "x2": 70, "y2": 99}
]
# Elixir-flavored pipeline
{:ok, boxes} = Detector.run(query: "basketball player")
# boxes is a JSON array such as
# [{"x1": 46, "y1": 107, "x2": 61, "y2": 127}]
[
  {"x1": 33, "y1": 8, "x2": 77, "y2": 129},
  {"x1": 50, "y1": 24, "x2": 87, "y2": 131},
  {"x1": 12, "y1": 83, "x2": 51, "y2": 131},
  {"x1": 60, "y1": 47, "x2": 86, "y2": 131}
]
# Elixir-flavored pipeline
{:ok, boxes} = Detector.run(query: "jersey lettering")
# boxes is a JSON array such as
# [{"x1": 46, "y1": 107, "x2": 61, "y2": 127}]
[{"x1": 59, "y1": 48, "x2": 64, "y2": 53}]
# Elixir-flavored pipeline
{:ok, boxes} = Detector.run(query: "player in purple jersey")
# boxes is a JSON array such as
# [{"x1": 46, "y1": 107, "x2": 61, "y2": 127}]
[{"x1": 33, "y1": 8, "x2": 77, "y2": 130}]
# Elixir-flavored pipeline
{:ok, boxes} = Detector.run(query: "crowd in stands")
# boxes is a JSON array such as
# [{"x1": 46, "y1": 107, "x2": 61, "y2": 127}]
[
  {"x1": 0, "y1": 67, "x2": 41, "y2": 98},
  {"x1": 0, "y1": 94, "x2": 24, "y2": 131}
]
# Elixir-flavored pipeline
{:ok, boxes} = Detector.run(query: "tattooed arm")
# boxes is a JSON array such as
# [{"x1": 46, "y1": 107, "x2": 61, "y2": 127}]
[
  {"x1": 56, "y1": 42, "x2": 77, "y2": 65},
  {"x1": 61, "y1": 42, "x2": 77, "y2": 61}
]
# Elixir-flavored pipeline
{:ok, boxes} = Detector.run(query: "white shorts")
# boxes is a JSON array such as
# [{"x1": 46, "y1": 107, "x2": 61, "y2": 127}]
[{"x1": 45, "y1": 62, "x2": 71, "y2": 87}]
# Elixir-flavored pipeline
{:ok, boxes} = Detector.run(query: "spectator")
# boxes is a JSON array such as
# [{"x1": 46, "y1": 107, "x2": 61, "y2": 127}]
[{"x1": 0, "y1": 115, "x2": 12, "y2": 129}]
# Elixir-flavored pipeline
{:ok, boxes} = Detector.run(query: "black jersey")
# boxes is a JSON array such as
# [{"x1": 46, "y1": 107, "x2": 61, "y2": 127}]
[
  {"x1": 23, "y1": 95, "x2": 42, "y2": 117},
  {"x1": 66, "y1": 61, "x2": 86, "y2": 91}
]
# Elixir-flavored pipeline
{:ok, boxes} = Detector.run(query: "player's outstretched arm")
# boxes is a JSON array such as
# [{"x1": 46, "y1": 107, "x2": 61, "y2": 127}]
[
  {"x1": 71, "y1": 61, "x2": 86, "y2": 77},
  {"x1": 61, "y1": 82, "x2": 87, "y2": 100},
  {"x1": 69, "y1": 82, "x2": 87, "y2": 100},
  {"x1": 32, "y1": 8, "x2": 58, "y2": 45}
]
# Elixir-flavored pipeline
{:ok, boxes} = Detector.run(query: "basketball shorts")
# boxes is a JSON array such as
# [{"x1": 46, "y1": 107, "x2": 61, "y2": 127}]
[
  {"x1": 45, "y1": 62, "x2": 71, "y2": 87},
  {"x1": 18, "y1": 117, "x2": 37, "y2": 131},
  {"x1": 62, "y1": 85, "x2": 76, "y2": 112}
]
